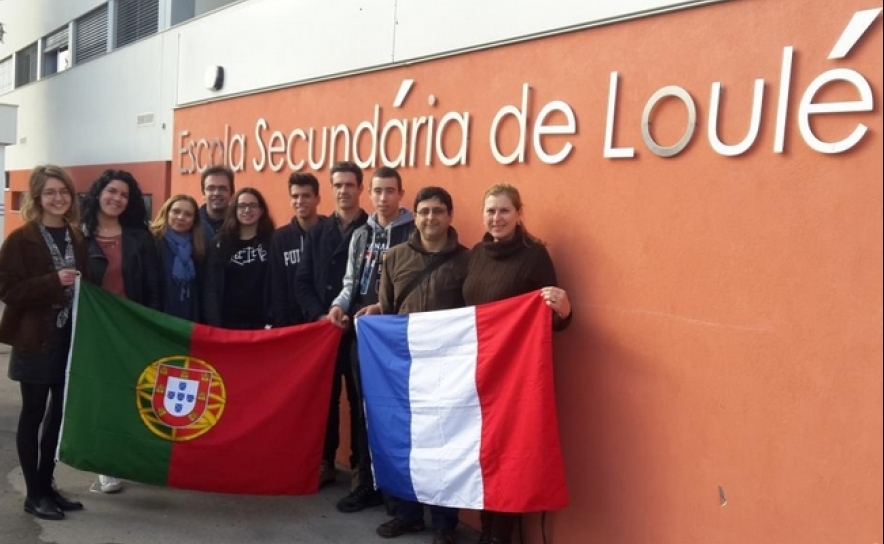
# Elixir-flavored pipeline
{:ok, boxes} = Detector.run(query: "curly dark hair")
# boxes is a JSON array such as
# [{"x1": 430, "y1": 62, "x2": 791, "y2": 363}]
[{"x1": 81, "y1": 169, "x2": 149, "y2": 234}]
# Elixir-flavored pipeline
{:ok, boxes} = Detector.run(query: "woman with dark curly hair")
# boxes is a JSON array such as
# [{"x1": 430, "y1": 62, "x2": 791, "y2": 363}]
[
  {"x1": 80, "y1": 169, "x2": 160, "y2": 494},
  {"x1": 0, "y1": 165, "x2": 88, "y2": 520},
  {"x1": 203, "y1": 187, "x2": 275, "y2": 329}
]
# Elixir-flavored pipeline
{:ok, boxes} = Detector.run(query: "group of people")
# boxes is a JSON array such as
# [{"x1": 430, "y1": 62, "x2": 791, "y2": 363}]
[{"x1": 0, "y1": 160, "x2": 573, "y2": 544}]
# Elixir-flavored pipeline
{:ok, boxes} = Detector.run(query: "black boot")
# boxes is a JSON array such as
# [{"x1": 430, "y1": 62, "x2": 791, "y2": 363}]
[
  {"x1": 50, "y1": 489, "x2": 83, "y2": 511},
  {"x1": 24, "y1": 497, "x2": 64, "y2": 520}
]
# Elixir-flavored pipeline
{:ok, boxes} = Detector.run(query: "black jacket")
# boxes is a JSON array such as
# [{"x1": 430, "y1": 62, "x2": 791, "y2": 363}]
[
  {"x1": 85, "y1": 227, "x2": 161, "y2": 310},
  {"x1": 202, "y1": 233, "x2": 272, "y2": 327},
  {"x1": 267, "y1": 216, "x2": 326, "y2": 327},
  {"x1": 199, "y1": 204, "x2": 225, "y2": 249},
  {"x1": 295, "y1": 210, "x2": 368, "y2": 322}
]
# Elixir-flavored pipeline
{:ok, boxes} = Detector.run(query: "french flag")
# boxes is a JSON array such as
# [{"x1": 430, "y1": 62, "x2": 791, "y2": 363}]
[{"x1": 356, "y1": 291, "x2": 568, "y2": 513}]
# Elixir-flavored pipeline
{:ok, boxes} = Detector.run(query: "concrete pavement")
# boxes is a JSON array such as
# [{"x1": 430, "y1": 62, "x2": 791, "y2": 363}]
[{"x1": 0, "y1": 340, "x2": 480, "y2": 544}]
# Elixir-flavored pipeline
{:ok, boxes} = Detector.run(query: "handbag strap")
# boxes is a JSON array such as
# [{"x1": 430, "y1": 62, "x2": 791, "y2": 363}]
[{"x1": 393, "y1": 246, "x2": 464, "y2": 314}]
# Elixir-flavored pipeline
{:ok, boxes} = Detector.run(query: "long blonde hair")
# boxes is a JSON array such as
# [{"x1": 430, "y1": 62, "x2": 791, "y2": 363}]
[
  {"x1": 483, "y1": 183, "x2": 543, "y2": 245},
  {"x1": 20, "y1": 165, "x2": 79, "y2": 224},
  {"x1": 150, "y1": 194, "x2": 206, "y2": 262}
]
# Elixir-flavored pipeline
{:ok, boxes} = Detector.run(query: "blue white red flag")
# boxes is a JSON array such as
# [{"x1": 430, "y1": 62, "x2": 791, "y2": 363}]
[{"x1": 356, "y1": 291, "x2": 568, "y2": 512}]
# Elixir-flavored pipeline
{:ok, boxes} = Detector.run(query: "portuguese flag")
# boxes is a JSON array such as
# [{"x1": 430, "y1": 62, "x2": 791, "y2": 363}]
[{"x1": 58, "y1": 281, "x2": 342, "y2": 495}]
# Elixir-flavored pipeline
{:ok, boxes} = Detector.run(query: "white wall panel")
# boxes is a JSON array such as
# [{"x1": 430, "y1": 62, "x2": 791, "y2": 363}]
[
  {"x1": 175, "y1": 0, "x2": 396, "y2": 105},
  {"x1": 3, "y1": 34, "x2": 177, "y2": 169},
  {"x1": 393, "y1": 0, "x2": 727, "y2": 60}
]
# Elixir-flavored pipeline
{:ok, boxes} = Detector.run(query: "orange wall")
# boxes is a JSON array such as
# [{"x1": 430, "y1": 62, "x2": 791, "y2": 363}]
[
  {"x1": 5, "y1": 161, "x2": 171, "y2": 233},
  {"x1": 170, "y1": 1, "x2": 882, "y2": 543}
]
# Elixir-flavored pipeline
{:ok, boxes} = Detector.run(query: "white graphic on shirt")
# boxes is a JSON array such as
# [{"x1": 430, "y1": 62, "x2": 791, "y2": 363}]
[{"x1": 230, "y1": 243, "x2": 267, "y2": 266}]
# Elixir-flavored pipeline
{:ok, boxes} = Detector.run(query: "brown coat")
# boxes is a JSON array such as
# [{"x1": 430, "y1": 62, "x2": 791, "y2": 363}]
[
  {"x1": 462, "y1": 230, "x2": 572, "y2": 331},
  {"x1": 0, "y1": 222, "x2": 89, "y2": 353},
  {"x1": 378, "y1": 227, "x2": 469, "y2": 315}
]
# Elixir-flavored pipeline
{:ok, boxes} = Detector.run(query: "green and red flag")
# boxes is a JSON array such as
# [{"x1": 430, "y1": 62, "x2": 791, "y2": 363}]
[{"x1": 58, "y1": 280, "x2": 341, "y2": 495}]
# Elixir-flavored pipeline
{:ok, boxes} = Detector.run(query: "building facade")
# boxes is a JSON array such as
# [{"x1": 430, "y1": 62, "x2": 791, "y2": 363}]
[{"x1": 1, "y1": 1, "x2": 882, "y2": 543}]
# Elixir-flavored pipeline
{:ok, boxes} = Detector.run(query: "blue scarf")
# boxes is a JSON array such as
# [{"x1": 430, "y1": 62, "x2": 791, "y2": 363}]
[{"x1": 164, "y1": 230, "x2": 196, "y2": 301}]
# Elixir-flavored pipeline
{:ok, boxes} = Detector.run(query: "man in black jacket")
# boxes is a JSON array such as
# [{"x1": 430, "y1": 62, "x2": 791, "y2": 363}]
[
  {"x1": 267, "y1": 172, "x2": 324, "y2": 327},
  {"x1": 295, "y1": 161, "x2": 368, "y2": 488}
]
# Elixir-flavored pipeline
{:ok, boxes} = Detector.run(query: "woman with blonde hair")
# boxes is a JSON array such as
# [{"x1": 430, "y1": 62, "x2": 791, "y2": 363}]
[
  {"x1": 462, "y1": 182, "x2": 572, "y2": 544},
  {"x1": 150, "y1": 194, "x2": 206, "y2": 321},
  {"x1": 0, "y1": 165, "x2": 88, "y2": 520}
]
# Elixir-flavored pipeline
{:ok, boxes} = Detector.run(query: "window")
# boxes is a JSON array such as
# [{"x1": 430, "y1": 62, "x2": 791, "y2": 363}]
[
  {"x1": 42, "y1": 26, "x2": 71, "y2": 76},
  {"x1": 0, "y1": 56, "x2": 12, "y2": 95},
  {"x1": 10, "y1": 191, "x2": 26, "y2": 212},
  {"x1": 14, "y1": 43, "x2": 38, "y2": 87},
  {"x1": 115, "y1": 0, "x2": 159, "y2": 48},
  {"x1": 75, "y1": 5, "x2": 109, "y2": 64}
]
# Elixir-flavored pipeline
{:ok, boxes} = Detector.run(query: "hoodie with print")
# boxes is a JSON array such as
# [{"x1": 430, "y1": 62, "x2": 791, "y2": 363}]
[{"x1": 331, "y1": 207, "x2": 415, "y2": 314}]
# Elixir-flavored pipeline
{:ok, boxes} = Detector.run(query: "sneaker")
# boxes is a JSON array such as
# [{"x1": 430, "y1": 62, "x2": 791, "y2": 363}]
[
  {"x1": 90, "y1": 475, "x2": 122, "y2": 494},
  {"x1": 432, "y1": 529, "x2": 458, "y2": 544},
  {"x1": 376, "y1": 518, "x2": 426, "y2": 538},
  {"x1": 336, "y1": 485, "x2": 384, "y2": 513},
  {"x1": 319, "y1": 461, "x2": 336, "y2": 488}
]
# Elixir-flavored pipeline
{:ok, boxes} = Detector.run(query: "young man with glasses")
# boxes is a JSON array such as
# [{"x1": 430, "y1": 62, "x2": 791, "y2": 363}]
[{"x1": 361, "y1": 186, "x2": 470, "y2": 544}]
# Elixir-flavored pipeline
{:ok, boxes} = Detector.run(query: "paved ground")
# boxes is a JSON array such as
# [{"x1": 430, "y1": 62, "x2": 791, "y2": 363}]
[{"x1": 0, "y1": 336, "x2": 479, "y2": 544}]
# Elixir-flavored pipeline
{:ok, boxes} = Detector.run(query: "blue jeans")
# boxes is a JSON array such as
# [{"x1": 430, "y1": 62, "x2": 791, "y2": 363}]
[{"x1": 396, "y1": 499, "x2": 459, "y2": 530}]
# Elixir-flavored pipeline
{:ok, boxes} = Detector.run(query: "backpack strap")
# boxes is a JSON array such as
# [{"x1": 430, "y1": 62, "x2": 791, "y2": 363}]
[{"x1": 393, "y1": 246, "x2": 465, "y2": 314}]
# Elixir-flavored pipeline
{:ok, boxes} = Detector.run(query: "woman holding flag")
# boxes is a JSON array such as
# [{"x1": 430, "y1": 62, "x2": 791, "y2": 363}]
[
  {"x1": 81, "y1": 168, "x2": 160, "y2": 493},
  {"x1": 0, "y1": 165, "x2": 89, "y2": 520},
  {"x1": 462, "y1": 183, "x2": 572, "y2": 544},
  {"x1": 150, "y1": 194, "x2": 207, "y2": 322}
]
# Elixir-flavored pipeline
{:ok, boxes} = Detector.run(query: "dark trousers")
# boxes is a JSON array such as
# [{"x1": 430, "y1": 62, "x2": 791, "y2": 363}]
[
  {"x1": 18, "y1": 382, "x2": 64, "y2": 500},
  {"x1": 397, "y1": 499, "x2": 460, "y2": 530},
  {"x1": 349, "y1": 337, "x2": 374, "y2": 487},
  {"x1": 480, "y1": 510, "x2": 519, "y2": 543},
  {"x1": 323, "y1": 333, "x2": 359, "y2": 466}
]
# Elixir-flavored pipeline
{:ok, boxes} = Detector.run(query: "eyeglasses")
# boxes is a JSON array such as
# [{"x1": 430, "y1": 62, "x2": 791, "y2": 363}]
[
  {"x1": 41, "y1": 189, "x2": 72, "y2": 199},
  {"x1": 205, "y1": 185, "x2": 230, "y2": 194},
  {"x1": 236, "y1": 203, "x2": 262, "y2": 211},
  {"x1": 415, "y1": 206, "x2": 448, "y2": 217}
]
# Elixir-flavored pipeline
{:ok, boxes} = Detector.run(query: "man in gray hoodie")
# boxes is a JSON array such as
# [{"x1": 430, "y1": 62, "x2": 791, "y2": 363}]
[{"x1": 328, "y1": 166, "x2": 415, "y2": 513}]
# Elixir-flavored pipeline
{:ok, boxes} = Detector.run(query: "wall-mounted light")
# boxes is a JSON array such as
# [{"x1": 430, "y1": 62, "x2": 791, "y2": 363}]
[{"x1": 204, "y1": 65, "x2": 224, "y2": 91}]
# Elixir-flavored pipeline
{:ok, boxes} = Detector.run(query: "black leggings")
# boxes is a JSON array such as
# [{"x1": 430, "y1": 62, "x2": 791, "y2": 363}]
[{"x1": 18, "y1": 382, "x2": 64, "y2": 499}]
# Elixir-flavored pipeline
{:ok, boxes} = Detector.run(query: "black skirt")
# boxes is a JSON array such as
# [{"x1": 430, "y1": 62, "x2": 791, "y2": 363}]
[{"x1": 7, "y1": 319, "x2": 72, "y2": 385}]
